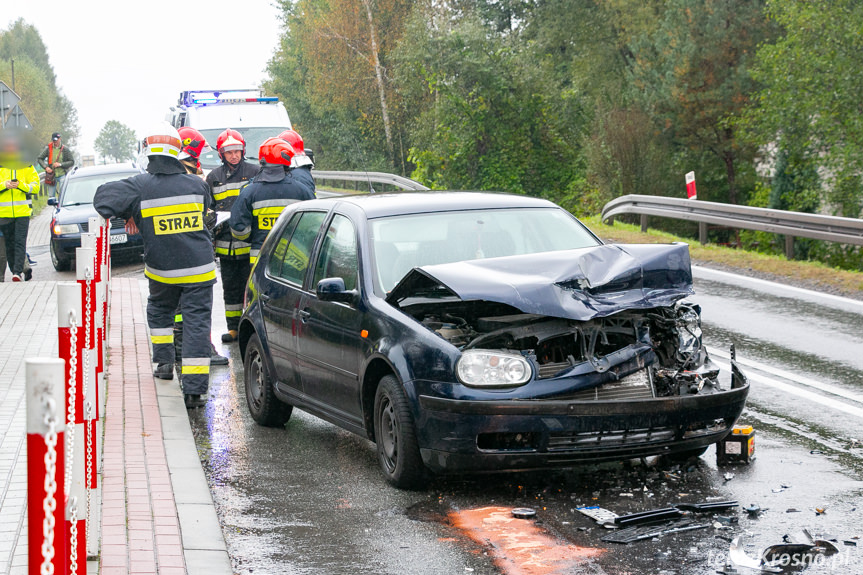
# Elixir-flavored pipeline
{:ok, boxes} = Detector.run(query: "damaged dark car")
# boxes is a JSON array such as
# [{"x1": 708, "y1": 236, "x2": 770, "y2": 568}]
[{"x1": 239, "y1": 192, "x2": 749, "y2": 489}]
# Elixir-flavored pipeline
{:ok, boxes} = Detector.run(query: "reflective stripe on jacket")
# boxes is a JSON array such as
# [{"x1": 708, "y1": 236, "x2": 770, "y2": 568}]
[
  {"x1": 229, "y1": 165, "x2": 315, "y2": 258},
  {"x1": 93, "y1": 157, "x2": 216, "y2": 287},
  {"x1": 0, "y1": 166, "x2": 39, "y2": 218},
  {"x1": 206, "y1": 160, "x2": 259, "y2": 259}
]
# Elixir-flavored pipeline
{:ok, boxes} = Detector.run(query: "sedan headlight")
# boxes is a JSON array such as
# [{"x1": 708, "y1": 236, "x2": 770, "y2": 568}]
[
  {"x1": 53, "y1": 223, "x2": 80, "y2": 235},
  {"x1": 676, "y1": 306, "x2": 703, "y2": 356},
  {"x1": 456, "y1": 350, "x2": 532, "y2": 387}
]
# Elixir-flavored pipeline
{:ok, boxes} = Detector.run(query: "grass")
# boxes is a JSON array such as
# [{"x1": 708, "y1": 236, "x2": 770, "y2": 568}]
[{"x1": 582, "y1": 214, "x2": 863, "y2": 298}]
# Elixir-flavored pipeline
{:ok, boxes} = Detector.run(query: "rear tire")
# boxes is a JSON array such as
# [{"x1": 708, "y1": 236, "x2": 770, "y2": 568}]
[
  {"x1": 50, "y1": 241, "x2": 71, "y2": 271},
  {"x1": 374, "y1": 375, "x2": 427, "y2": 489},
  {"x1": 244, "y1": 333, "x2": 292, "y2": 427}
]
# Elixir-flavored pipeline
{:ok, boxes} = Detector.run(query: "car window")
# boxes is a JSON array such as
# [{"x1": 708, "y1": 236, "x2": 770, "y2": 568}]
[
  {"x1": 268, "y1": 211, "x2": 326, "y2": 285},
  {"x1": 267, "y1": 212, "x2": 302, "y2": 278},
  {"x1": 370, "y1": 207, "x2": 601, "y2": 292},
  {"x1": 313, "y1": 214, "x2": 358, "y2": 291},
  {"x1": 61, "y1": 173, "x2": 136, "y2": 206}
]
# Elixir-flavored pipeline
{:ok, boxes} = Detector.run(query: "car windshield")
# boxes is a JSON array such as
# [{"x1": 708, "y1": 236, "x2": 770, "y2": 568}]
[
  {"x1": 370, "y1": 207, "x2": 602, "y2": 293},
  {"x1": 198, "y1": 127, "x2": 279, "y2": 171},
  {"x1": 61, "y1": 173, "x2": 134, "y2": 206}
]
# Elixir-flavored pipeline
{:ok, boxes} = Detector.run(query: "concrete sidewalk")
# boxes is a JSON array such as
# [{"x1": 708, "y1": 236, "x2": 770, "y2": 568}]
[{"x1": 0, "y1": 276, "x2": 232, "y2": 574}]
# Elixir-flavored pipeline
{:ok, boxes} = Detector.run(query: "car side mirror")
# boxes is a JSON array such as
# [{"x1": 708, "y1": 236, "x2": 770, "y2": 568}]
[
  {"x1": 316, "y1": 277, "x2": 357, "y2": 304},
  {"x1": 47, "y1": 197, "x2": 57, "y2": 206}
]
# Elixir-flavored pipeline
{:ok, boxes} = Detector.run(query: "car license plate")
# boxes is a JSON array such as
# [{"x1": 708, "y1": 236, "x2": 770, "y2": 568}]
[{"x1": 110, "y1": 234, "x2": 128, "y2": 245}]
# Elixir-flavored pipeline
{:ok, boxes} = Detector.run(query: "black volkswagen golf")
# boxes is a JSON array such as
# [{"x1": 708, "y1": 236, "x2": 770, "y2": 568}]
[{"x1": 239, "y1": 192, "x2": 748, "y2": 489}]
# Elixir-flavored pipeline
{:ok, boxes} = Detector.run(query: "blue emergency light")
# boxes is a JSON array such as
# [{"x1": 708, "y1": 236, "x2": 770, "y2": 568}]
[{"x1": 180, "y1": 90, "x2": 279, "y2": 107}]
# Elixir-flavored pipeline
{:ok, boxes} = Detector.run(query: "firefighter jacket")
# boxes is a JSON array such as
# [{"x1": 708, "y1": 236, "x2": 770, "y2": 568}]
[
  {"x1": 0, "y1": 165, "x2": 40, "y2": 220},
  {"x1": 93, "y1": 156, "x2": 216, "y2": 286},
  {"x1": 206, "y1": 160, "x2": 259, "y2": 259},
  {"x1": 230, "y1": 165, "x2": 315, "y2": 264},
  {"x1": 291, "y1": 163, "x2": 316, "y2": 198}
]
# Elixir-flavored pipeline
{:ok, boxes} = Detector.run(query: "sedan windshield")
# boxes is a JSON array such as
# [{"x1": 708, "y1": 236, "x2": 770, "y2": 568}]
[
  {"x1": 61, "y1": 173, "x2": 135, "y2": 206},
  {"x1": 370, "y1": 207, "x2": 602, "y2": 292}
]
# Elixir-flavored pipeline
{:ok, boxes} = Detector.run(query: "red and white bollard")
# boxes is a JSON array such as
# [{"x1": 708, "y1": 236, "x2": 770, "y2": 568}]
[
  {"x1": 26, "y1": 358, "x2": 67, "y2": 575},
  {"x1": 57, "y1": 280, "x2": 88, "y2": 574}
]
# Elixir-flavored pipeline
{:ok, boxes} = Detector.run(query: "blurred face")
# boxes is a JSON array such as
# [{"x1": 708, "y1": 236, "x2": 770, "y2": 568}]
[{"x1": 223, "y1": 149, "x2": 242, "y2": 165}]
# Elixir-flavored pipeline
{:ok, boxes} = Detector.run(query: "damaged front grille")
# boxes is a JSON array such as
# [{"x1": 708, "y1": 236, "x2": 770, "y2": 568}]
[{"x1": 547, "y1": 427, "x2": 677, "y2": 451}]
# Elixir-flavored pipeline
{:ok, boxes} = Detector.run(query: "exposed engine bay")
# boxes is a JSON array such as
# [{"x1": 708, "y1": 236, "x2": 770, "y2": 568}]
[{"x1": 407, "y1": 299, "x2": 722, "y2": 397}]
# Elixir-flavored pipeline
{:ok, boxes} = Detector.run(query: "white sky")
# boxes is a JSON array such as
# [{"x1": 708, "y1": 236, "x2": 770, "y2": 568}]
[{"x1": 3, "y1": 0, "x2": 284, "y2": 159}]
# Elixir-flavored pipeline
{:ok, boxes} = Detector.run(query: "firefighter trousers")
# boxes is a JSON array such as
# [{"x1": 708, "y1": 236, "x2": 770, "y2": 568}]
[
  {"x1": 147, "y1": 280, "x2": 213, "y2": 395},
  {"x1": 219, "y1": 256, "x2": 251, "y2": 332}
]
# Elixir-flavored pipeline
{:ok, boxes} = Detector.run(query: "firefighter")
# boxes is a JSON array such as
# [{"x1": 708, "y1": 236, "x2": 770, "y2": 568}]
[
  {"x1": 176, "y1": 127, "x2": 229, "y2": 365},
  {"x1": 94, "y1": 123, "x2": 216, "y2": 409},
  {"x1": 205, "y1": 128, "x2": 259, "y2": 343},
  {"x1": 230, "y1": 137, "x2": 315, "y2": 265},
  {"x1": 277, "y1": 129, "x2": 316, "y2": 196}
]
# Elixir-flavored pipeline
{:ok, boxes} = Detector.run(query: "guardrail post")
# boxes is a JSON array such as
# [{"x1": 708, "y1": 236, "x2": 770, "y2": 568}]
[
  {"x1": 785, "y1": 235, "x2": 795, "y2": 259},
  {"x1": 640, "y1": 214, "x2": 648, "y2": 233},
  {"x1": 699, "y1": 222, "x2": 708, "y2": 245},
  {"x1": 26, "y1": 358, "x2": 67, "y2": 575}
]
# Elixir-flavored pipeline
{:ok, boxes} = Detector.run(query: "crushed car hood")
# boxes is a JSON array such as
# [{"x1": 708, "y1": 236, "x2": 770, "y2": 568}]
[{"x1": 386, "y1": 243, "x2": 694, "y2": 321}]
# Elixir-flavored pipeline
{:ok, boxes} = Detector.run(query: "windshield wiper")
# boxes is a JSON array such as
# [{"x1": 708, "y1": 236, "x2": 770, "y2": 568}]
[{"x1": 62, "y1": 202, "x2": 92, "y2": 207}]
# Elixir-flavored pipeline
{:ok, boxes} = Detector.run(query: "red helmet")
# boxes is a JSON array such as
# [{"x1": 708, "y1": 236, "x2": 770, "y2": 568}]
[
  {"x1": 216, "y1": 128, "x2": 245, "y2": 161},
  {"x1": 177, "y1": 127, "x2": 209, "y2": 161},
  {"x1": 258, "y1": 137, "x2": 294, "y2": 166},
  {"x1": 277, "y1": 129, "x2": 304, "y2": 156}
]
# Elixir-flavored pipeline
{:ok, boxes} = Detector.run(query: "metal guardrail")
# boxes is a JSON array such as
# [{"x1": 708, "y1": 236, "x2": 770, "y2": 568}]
[
  {"x1": 313, "y1": 170, "x2": 429, "y2": 192},
  {"x1": 601, "y1": 194, "x2": 863, "y2": 258}
]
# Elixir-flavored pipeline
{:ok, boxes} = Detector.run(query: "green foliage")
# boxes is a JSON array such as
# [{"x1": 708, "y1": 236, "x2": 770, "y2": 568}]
[
  {"x1": 743, "y1": 0, "x2": 863, "y2": 185},
  {"x1": 94, "y1": 121, "x2": 137, "y2": 163},
  {"x1": 0, "y1": 19, "x2": 79, "y2": 145}
]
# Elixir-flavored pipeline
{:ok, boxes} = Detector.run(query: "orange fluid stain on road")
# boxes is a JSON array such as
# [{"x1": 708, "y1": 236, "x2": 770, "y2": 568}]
[{"x1": 449, "y1": 506, "x2": 605, "y2": 575}]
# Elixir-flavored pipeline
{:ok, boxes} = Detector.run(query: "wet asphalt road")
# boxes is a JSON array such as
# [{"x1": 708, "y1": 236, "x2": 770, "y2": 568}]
[{"x1": 33, "y1": 251, "x2": 863, "y2": 574}]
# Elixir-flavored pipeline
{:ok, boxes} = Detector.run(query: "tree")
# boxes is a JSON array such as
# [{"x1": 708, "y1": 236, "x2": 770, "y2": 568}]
[
  {"x1": 627, "y1": 0, "x2": 773, "y2": 205},
  {"x1": 0, "y1": 19, "x2": 79, "y2": 145},
  {"x1": 743, "y1": 0, "x2": 863, "y2": 217},
  {"x1": 95, "y1": 121, "x2": 137, "y2": 163}
]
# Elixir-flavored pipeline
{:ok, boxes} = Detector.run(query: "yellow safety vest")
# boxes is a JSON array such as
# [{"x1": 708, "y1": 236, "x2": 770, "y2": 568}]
[{"x1": 0, "y1": 166, "x2": 39, "y2": 218}]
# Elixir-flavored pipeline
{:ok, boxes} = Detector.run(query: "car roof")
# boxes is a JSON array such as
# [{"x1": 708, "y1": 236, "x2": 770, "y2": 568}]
[
  {"x1": 305, "y1": 191, "x2": 560, "y2": 219},
  {"x1": 66, "y1": 162, "x2": 143, "y2": 179}
]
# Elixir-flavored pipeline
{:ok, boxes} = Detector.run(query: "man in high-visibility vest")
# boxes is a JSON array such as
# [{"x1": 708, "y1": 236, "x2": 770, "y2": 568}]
[
  {"x1": 94, "y1": 123, "x2": 216, "y2": 409},
  {"x1": 0, "y1": 132, "x2": 40, "y2": 281}
]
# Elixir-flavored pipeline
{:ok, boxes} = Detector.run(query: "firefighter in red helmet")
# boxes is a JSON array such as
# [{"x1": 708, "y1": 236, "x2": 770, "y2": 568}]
[
  {"x1": 277, "y1": 129, "x2": 315, "y2": 197},
  {"x1": 206, "y1": 128, "x2": 260, "y2": 343},
  {"x1": 230, "y1": 137, "x2": 315, "y2": 264}
]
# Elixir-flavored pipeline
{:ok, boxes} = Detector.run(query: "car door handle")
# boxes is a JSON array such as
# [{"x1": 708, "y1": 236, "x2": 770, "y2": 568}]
[
  {"x1": 260, "y1": 293, "x2": 271, "y2": 303},
  {"x1": 298, "y1": 309, "x2": 311, "y2": 322}
]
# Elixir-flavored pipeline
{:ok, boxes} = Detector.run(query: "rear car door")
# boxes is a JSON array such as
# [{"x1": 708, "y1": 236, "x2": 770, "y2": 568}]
[
  {"x1": 296, "y1": 213, "x2": 364, "y2": 427},
  {"x1": 260, "y1": 210, "x2": 327, "y2": 393}
]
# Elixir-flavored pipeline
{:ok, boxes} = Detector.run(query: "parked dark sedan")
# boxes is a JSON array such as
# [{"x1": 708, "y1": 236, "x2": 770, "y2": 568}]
[
  {"x1": 239, "y1": 192, "x2": 749, "y2": 488},
  {"x1": 49, "y1": 163, "x2": 144, "y2": 271}
]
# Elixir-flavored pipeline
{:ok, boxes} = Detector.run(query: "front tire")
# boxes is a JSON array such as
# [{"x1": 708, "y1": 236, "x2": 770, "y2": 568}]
[
  {"x1": 244, "y1": 332, "x2": 292, "y2": 427},
  {"x1": 374, "y1": 375, "x2": 427, "y2": 489},
  {"x1": 50, "y1": 241, "x2": 71, "y2": 271}
]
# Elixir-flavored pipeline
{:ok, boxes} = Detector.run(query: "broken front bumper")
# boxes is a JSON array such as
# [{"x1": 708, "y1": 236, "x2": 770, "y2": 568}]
[{"x1": 415, "y1": 362, "x2": 749, "y2": 473}]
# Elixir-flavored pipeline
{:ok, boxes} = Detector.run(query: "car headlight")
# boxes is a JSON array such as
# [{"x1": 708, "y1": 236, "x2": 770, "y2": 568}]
[
  {"x1": 456, "y1": 350, "x2": 532, "y2": 387},
  {"x1": 53, "y1": 223, "x2": 80, "y2": 235},
  {"x1": 677, "y1": 306, "x2": 703, "y2": 356}
]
